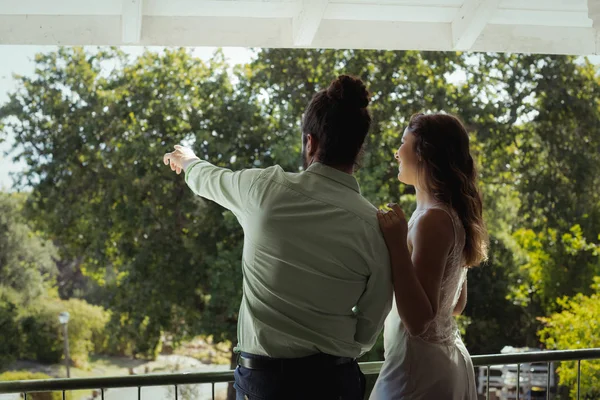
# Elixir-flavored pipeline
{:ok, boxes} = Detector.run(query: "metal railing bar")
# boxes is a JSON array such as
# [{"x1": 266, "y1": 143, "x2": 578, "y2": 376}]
[
  {"x1": 577, "y1": 360, "x2": 581, "y2": 400},
  {"x1": 0, "y1": 348, "x2": 598, "y2": 395},
  {"x1": 0, "y1": 370, "x2": 233, "y2": 393},
  {"x1": 471, "y1": 348, "x2": 600, "y2": 365}
]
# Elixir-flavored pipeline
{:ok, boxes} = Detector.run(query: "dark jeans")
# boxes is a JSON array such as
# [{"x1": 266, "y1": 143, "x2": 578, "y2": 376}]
[{"x1": 234, "y1": 352, "x2": 366, "y2": 400}]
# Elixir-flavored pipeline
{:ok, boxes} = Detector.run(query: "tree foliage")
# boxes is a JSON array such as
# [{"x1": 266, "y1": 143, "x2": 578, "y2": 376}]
[
  {"x1": 0, "y1": 192, "x2": 58, "y2": 303},
  {"x1": 1, "y1": 47, "x2": 274, "y2": 358},
  {"x1": 539, "y1": 277, "x2": 600, "y2": 399},
  {"x1": 1, "y1": 47, "x2": 599, "y2": 377}
]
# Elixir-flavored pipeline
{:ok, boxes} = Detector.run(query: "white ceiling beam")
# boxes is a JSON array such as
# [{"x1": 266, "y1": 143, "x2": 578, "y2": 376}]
[
  {"x1": 324, "y1": 4, "x2": 458, "y2": 23},
  {"x1": 452, "y1": 0, "x2": 499, "y2": 50},
  {"x1": 0, "y1": 15, "x2": 596, "y2": 55},
  {"x1": 0, "y1": 0, "x2": 122, "y2": 16},
  {"x1": 145, "y1": 0, "x2": 297, "y2": 18},
  {"x1": 500, "y1": 0, "x2": 587, "y2": 12},
  {"x1": 122, "y1": 0, "x2": 143, "y2": 44},
  {"x1": 293, "y1": 0, "x2": 329, "y2": 47},
  {"x1": 469, "y1": 24, "x2": 596, "y2": 55},
  {"x1": 491, "y1": 10, "x2": 592, "y2": 28},
  {"x1": 314, "y1": 20, "x2": 453, "y2": 51}
]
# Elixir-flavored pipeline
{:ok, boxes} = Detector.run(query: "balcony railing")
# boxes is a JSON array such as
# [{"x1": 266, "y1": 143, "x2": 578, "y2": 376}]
[{"x1": 0, "y1": 348, "x2": 599, "y2": 400}]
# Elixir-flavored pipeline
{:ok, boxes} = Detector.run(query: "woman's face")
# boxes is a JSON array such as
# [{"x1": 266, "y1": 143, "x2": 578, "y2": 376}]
[{"x1": 395, "y1": 128, "x2": 420, "y2": 186}]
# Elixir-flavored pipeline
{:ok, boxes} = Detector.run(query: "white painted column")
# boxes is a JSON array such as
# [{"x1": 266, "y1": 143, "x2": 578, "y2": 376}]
[{"x1": 122, "y1": 0, "x2": 143, "y2": 44}]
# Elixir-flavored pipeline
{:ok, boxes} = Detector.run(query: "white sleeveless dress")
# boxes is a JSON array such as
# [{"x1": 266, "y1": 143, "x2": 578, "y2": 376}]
[{"x1": 370, "y1": 205, "x2": 477, "y2": 400}]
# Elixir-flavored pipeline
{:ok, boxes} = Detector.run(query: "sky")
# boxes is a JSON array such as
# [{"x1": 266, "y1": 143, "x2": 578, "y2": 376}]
[{"x1": 0, "y1": 45, "x2": 255, "y2": 190}]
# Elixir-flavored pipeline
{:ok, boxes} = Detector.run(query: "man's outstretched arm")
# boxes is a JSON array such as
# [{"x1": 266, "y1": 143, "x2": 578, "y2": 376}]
[{"x1": 163, "y1": 145, "x2": 263, "y2": 218}]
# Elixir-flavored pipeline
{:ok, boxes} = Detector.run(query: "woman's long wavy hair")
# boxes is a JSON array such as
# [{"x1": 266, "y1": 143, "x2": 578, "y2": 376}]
[{"x1": 407, "y1": 113, "x2": 488, "y2": 267}]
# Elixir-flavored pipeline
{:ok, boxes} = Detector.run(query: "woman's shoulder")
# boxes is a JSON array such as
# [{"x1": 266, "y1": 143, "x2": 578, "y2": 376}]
[
  {"x1": 413, "y1": 206, "x2": 454, "y2": 230},
  {"x1": 410, "y1": 207, "x2": 455, "y2": 245}
]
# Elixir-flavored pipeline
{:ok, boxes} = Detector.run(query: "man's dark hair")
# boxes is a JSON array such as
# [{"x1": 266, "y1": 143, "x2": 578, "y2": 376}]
[{"x1": 302, "y1": 75, "x2": 371, "y2": 168}]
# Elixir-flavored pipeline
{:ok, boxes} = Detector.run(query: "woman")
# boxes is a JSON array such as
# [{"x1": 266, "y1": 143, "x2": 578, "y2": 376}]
[{"x1": 370, "y1": 113, "x2": 488, "y2": 399}]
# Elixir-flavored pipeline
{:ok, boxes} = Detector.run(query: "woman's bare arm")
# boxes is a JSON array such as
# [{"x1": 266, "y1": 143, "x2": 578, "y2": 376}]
[{"x1": 379, "y1": 206, "x2": 454, "y2": 336}]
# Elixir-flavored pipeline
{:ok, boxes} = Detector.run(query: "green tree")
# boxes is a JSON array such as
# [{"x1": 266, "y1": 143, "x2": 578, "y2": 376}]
[
  {"x1": 539, "y1": 277, "x2": 600, "y2": 399},
  {"x1": 512, "y1": 225, "x2": 600, "y2": 313},
  {"x1": 0, "y1": 192, "x2": 58, "y2": 303},
  {"x1": 0, "y1": 292, "x2": 21, "y2": 369},
  {"x1": 463, "y1": 239, "x2": 535, "y2": 354},
  {"x1": 0, "y1": 47, "x2": 275, "y2": 362},
  {"x1": 3, "y1": 48, "x2": 600, "y2": 392},
  {"x1": 457, "y1": 54, "x2": 600, "y2": 353}
]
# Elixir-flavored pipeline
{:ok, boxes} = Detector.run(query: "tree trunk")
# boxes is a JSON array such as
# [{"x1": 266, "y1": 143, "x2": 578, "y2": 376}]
[{"x1": 227, "y1": 349, "x2": 237, "y2": 400}]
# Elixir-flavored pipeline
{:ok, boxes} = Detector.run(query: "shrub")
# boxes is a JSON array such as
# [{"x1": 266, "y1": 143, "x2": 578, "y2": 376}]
[
  {"x1": 538, "y1": 277, "x2": 600, "y2": 399},
  {"x1": 0, "y1": 295, "x2": 21, "y2": 369},
  {"x1": 0, "y1": 371, "x2": 71, "y2": 400},
  {"x1": 19, "y1": 299, "x2": 109, "y2": 367},
  {"x1": 19, "y1": 309, "x2": 63, "y2": 364},
  {"x1": 103, "y1": 314, "x2": 162, "y2": 359}
]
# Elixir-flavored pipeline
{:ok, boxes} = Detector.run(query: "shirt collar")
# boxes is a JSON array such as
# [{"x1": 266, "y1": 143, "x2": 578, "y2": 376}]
[{"x1": 305, "y1": 162, "x2": 361, "y2": 194}]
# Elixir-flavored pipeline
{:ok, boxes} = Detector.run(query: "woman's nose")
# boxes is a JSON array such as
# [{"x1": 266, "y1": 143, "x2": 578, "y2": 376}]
[{"x1": 394, "y1": 152, "x2": 400, "y2": 160}]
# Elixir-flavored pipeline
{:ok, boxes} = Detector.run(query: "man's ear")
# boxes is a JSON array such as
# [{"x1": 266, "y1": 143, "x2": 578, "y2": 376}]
[{"x1": 306, "y1": 133, "x2": 318, "y2": 157}]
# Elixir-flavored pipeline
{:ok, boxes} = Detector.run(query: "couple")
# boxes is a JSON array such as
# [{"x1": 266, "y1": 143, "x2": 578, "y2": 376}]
[{"x1": 163, "y1": 75, "x2": 487, "y2": 400}]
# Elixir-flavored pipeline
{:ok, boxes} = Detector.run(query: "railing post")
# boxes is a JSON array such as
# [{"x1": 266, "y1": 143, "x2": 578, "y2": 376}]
[
  {"x1": 486, "y1": 366, "x2": 490, "y2": 400},
  {"x1": 577, "y1": 360, "x2": 581, "y2": 400},
  {"x1": 516, "y1": 363, "x2": 520, "y2": 400},
  {"x1": 546, "y1": 362, "x2": 550, "y2": 400},
  {"x1": 63, "y1": 323, "x2": 70, "y2": 379}
]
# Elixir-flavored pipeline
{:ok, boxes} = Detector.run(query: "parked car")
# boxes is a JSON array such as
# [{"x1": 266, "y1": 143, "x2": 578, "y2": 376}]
[
  {"x1": 477, "y1": 364, "x2": 505, "y2": 397},
  {"x1": 477, "y1": 347, "x2": 556, "y2": 400}
]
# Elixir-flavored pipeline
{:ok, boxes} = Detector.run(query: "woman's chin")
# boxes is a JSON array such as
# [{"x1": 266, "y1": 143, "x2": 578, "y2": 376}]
[
  {"x1": 397, "y1": 173, "x2": 411, "y2": 186},
  {"x1": 398, "y1": 175, "x2": 409, "y2": 185}
]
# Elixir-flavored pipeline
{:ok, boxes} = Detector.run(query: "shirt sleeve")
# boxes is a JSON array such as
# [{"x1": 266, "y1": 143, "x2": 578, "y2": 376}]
[
  {"x1": 354, "y1": 241, "x2": 393, "y2": 355},
  {"x1": 184, "y1": 160, "x2": 263, "y2": 219}
]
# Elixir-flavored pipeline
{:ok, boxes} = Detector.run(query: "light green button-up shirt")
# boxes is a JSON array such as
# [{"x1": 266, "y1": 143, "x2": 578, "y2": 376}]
[{"x1": 185, "y1": 160, "x2": 392, "y2": 358}]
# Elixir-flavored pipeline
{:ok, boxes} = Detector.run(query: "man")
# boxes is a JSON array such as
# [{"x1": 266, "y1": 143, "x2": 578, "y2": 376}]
[{"x1": 163, "y1": 75, "x2": 392, "y2": 400}]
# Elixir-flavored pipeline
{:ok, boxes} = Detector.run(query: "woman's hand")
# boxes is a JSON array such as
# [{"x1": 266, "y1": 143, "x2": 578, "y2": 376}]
[{"x1": 377, "y1": 203, "x2": 409, "y2": 251}]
